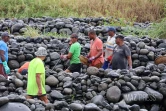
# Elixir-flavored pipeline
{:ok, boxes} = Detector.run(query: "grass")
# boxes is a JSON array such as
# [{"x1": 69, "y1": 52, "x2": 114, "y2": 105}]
[
  {"x1": 148, "y1": 18, "x2": 166, "y2": 39},
  {"x1": 23, "y1": 26, "x2": 69, "y2": 38},
  {"x1": 0, "y1": 0, "x2": 165, "y2": 22}
]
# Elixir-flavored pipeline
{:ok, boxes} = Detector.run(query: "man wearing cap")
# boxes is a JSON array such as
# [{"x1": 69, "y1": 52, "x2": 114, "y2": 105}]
[
  {"x1": 0, "y1": 32, "x2": 10, "y2": 79},
  {"x1": 26, "y1": 47, "x2": 49, "y2": 103},
  {"x1": 87, "y1": 29, "x2": 104, "y2": 68},
  {"x1": 61, "y1": 33, "x2": 81, "y2": 73},
  {"x1": 111, "y1": 35, "x2": 132, "y2": 70},
  {"x1": 102, "y1": 27, "x2": 116, "y2": 70}
]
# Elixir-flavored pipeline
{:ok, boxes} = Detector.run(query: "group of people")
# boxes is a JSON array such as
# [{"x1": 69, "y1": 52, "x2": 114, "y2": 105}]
[
  {"x1": 0, "y1": 28, "x2": 132, "y2": 103},
  {"x1": 61, "y1": 27, "x2": 132, "y2": 73}
]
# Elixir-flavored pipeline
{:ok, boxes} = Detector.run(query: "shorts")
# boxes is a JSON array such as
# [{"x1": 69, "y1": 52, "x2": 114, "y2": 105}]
[
  {"x1": 68, "y1": 63, "x2": 81, "y2": 73},
  {"x1": 0, "y1": 64, "x2": 7, "y2": 79}
]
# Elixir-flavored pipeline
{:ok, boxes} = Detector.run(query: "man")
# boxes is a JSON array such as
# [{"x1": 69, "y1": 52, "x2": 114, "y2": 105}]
[
  {"x1": 18, "y1": 62, "x2": 29, "y2": 75},
  {"x1": 61, "y1": 33, "x2": 81, "y2": 73},
  {"x1": 0, "y1": 32, "x2": 10, "y2": 79},
  {"x1": 26, "y1": 47, "x2": 49, "y2": 103},
  {"x1": 87, "y1": 30, "x2": 104, "y2": 68},
  {"x1": 102, "y1": 27, "x2": 116, "y2": 69},
  {"x1": 111, "y1": 35, "x2": 132, "y2": 70}
]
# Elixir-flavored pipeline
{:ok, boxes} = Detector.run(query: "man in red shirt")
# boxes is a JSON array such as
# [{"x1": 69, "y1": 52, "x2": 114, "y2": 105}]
[{"x1": 87, "y1": 30, "x2": 104, "y2": 68}]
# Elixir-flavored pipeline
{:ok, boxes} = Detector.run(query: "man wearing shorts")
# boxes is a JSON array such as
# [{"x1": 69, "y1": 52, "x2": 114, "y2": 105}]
[
  {"x1": 26, "y1": 47, "x2": 49, "y2": 103},
  {"x1": 61, "y1": 33, "x2": 81, "y2": 73},
  {"x1": 0, "y1": 32, "x2": 10, "y2": 79}
]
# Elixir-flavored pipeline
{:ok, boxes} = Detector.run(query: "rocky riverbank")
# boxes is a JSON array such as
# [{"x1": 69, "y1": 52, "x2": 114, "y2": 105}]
[{"x1": 0, "y1": 17, "x2": 166, "y2": 111}]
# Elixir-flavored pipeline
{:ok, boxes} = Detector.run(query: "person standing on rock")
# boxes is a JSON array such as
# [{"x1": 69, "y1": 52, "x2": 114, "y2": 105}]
[
  {"x1": 87, "y1": 29, "x2": 104, "y2": 68},
  {"x1": 0, "y1": 32, "x2": 10, "y2": 79},
  {"x1": 26, "y1": 47, "x2": 49, "y2": 103},
  {"x1": 111, "y1": 35, "x2": 132, "y2": 70},
  {"x1": 102, "y1": 27, "x2": 116, "y2": 70},
  {"x1": 60, "y1": 33, "x2": 81, "y2": 73}
]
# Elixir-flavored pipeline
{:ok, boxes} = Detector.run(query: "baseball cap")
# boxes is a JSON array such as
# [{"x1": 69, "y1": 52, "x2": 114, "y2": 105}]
[
  {"x1": 108, "y1": 27, "x2": 116, "y2": 32},
  {"x1": 35, "y1": 47, "x2": 48, "y2": 56},
  {"x1": 1, "y1": 32, "x2": 10, "y2": 37}
]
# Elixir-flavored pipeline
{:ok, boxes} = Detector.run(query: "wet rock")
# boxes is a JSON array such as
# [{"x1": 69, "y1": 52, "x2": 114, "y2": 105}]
[
  {"x1": 11, "y1": 23, "x2": 24, "y2": 33},
  {"x1": 0, "y1": 75, "x2": 7, "y2": 82},
  {"x1": 54, "y1": 101, "x2": 68, "y2": 109},
  {"x1": 84, "y1": 103, "x2": 102, "y2": 111},
  {"x1": 140, "y1": 49, "x2": 149, "y2": 55},
  {"x1": 50, "y1": 52, "x2": 60, "y2": 60},
  {"x1": 150, "y1": 104, "x2": 159, "y2": 111},
  {"x1": 69, "y1": 103, "x2": 83, "y2": 111},
  {"x1": 46, "y1": 75, "x2": 59, "y2": 86},
  {"x1": 0, "y1": 97, "x2": 9, "y2": 106},
  {"x1": 87, "y1": 67, "x2": 99, "y2": 75},
  {"x1": 8, "y1": 60, "x2": 20, "y2": 69},
  {"x1": 123, "y1": 91, "x2": 148, "y2": 104},
  {"x1": 59, "y1": 28, "x2": 72, "y2": 35},
  {"x1": 14, "y1": 78, "x2": 24, "y2": 87},
  {"x1": 106, "y1": 86, "x2": 121, "y2": 103},
  {"x1": 50, "y1": 90, "x2": 64, "y2": 99},
  {"x1": 64, "y1": 88, "x2": 72, "y2": 94},
  {"x1": 144, "y1": 87, "x2": 163, "y2": 101},
  {"x1": 91, "y1": 95, "x2": 105, "y2": 106},
  {"x1": 0, "y1": 102, "x2": 31, "y2": 111}
]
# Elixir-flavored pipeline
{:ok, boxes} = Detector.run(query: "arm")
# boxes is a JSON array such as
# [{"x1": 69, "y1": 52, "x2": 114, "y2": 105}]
[
  {"x1": 36, "y1": 73, "x2": 42, "y2": 95},
  {"x1": 127, "y1": 56, "x2": 132, "y2": 69},
  {"x1": 94, "y1": 49, "x2": 102, "y2": 59},
  {"x1": 0, "y1": 50, "x2": 5, "y2": 62},
  {"x1": 67, "y1": 53, "x2": 72, "y2": 59}
]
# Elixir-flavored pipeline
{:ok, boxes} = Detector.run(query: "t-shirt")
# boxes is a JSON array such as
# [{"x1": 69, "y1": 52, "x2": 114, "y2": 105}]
[
  {"x1": 0, "y1": 40, "x2": 8, "y2": 63},
  {"x1": 27, "y1": 58, "x2": 46, "y2": 95},
  {"x1": 89, "y1": 37, "x2": 104, "y2": 66},
  {"x1": 69, "y1": 42, "x2": 81, "y2": 64},
  {"x1": 18, "y1": 62, "x2": 30, "y2": 73},
  {"x1": 104, "y1": 34, "x2": 116, "y2": 60},
  {"x1": 112, "y1": 44, "x2": 131, "y2": 70}
]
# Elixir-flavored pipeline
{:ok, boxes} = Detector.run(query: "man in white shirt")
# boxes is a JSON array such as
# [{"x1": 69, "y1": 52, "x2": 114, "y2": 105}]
[{"x1": 102, "y1": 27, "x2": 116, "y2": 69}]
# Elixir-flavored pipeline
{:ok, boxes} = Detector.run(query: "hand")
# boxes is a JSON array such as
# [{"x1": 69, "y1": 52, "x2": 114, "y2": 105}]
[
  {"x1": 38, "y1": 88, "x2": 42, "y2": 96},
  {"x1": 60, "y1": 55, "x2": 67, "y2": 59},
  {"x1": 88, "y1": 56, "x2": 95, "y2": 63},
  {"x1": 2, "y1": 61, "x2": 10, "y2": 74},
  {"x1": 107, "y1": 56, "x2": 112, "y2": 61},
  {"x1": 86, "y1": 55, "x2": 89, "y2": 58},
  {"x1": 129, "y1": 66, "x2": 132, "y2": 70}
]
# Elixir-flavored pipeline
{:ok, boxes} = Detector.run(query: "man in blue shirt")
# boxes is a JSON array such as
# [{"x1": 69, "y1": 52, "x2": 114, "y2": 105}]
[{"x1": 0, "y1": 32, "x2": 10, "y2": 79}]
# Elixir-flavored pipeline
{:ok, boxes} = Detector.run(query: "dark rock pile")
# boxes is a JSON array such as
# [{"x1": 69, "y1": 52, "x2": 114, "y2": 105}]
[{"x1": 0, "y1": 17, "x2": 166, "y2": 111}]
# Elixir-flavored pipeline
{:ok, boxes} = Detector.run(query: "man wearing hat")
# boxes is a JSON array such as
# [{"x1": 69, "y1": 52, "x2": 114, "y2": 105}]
[
  {"x1": 61, "y1": 33, "x2": 81, "y2": 73},
  {"x1": 102, "y1": 27, "x2": 116, "y2": 70},
  {"x1": 26, "y1": 47, "x2": 49, "y2": 103},
  {"x1": 111, "y1": 35, "x2": 132, "y2": 70},
  {"x1": 0, "y1": 32, "x2": 10, "y2": 79}
]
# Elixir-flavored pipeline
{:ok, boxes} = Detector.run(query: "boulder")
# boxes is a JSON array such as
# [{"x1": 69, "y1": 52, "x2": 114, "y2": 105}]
[{"x1": 106, "y1": 86, "x2": 121, "y2": 103}]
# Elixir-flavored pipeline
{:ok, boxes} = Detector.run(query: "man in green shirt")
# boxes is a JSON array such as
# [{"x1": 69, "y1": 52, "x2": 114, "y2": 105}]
[
  {"x1": 26, "y1": 47, "x2": 49, "y2": 103},
  {"x1": 61, "y1": 33, "x2": 81, "y2": 73}
]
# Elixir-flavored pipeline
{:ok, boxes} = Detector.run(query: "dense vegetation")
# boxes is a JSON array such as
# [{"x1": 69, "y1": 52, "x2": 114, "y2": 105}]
[{"x1": 0, "y1": 0, "x2": 165, "y2": 22}]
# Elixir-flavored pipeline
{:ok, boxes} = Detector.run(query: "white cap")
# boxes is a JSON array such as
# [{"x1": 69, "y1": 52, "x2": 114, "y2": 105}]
[{"x1": 35, "y1": 47, "x2": 48, "y2": 56}]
